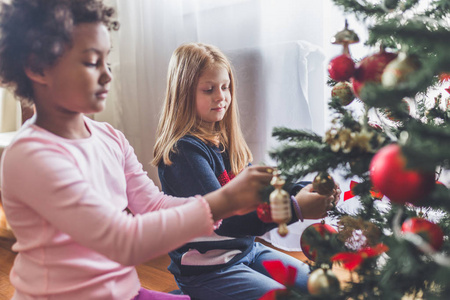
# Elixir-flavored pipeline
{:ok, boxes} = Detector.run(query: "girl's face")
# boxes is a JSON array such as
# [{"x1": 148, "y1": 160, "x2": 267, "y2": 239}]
[
  {"x1": 195, "y1": 65, "x2": 231, "y2": 129},
  {"x1": 41, "y1": 22, "x2": 112, "y2": 115}
]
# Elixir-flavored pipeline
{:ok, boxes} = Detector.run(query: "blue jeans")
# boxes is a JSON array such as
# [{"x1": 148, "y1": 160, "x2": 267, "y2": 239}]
[{"x1": 174, "y1": 242, "x2": 310, "y2": 300}]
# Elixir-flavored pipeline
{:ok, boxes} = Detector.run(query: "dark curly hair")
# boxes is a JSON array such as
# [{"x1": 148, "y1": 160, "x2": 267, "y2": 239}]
[{"x1": 0, "y1": 0, "x2": 119, "y2": 103}]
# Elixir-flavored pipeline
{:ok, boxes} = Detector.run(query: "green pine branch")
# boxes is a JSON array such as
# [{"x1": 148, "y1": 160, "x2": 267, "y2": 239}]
[{"x1": 266, "y1": 1, "x2": 450, "y2": 299}]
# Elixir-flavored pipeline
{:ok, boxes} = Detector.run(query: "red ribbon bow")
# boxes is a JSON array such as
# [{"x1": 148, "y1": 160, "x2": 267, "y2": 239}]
[
  {"x1": 262, "y1": 260, "x2": 297, "y2": 287},
  {"x1": 331, "y1": 243, "x2": 389, "y2": 271},
  {"x1": 439, "y1": 73, "x2": 450, "y2": 82},
  {"x1": 258, "y1": 260, "x2": 298, "y2": 300},
  {"x1": 343, "y1": 180, "x2": 384, "y2": 201}
]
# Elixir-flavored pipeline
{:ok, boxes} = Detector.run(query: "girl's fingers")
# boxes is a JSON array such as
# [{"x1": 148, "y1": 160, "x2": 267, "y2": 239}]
[
  {"x1": 327, "y1": 196, "x2": 334, "y2": 210},
  {"x1": 250, "y1": 166, "x2": 275, "y2": 185},
  {"x1": 251, "y1": 165, "x2": 275, "y2": 173}
]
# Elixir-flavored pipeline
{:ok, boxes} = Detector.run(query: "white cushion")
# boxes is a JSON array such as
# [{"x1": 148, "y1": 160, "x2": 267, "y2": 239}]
[{"x1": 0, "y1": 131, "x2": 18, "y2": 158}]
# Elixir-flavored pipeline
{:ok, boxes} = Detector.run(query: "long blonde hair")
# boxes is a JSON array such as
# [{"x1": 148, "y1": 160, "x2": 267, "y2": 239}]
[{"x1": 152, "y1": 43, "x2": 252, "y2": 175}]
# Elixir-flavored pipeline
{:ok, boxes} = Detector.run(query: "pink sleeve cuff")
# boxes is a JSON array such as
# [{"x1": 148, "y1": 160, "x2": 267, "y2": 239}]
[{"x1": 194, "y1": 195, "x2": 222, "y2": 230}]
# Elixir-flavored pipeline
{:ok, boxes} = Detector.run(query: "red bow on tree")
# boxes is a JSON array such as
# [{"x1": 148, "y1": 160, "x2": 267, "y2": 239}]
[
  {"x1": 259, "y1": 260, "x2": 298, "y2": 300},
  {"x1": 331, "y1": 243, "x2": 389, "y2": 271},
  {"x1": 343, "y1": 180, "x2": 384, "y2": 201},
  {"x1": 440, "y1": 73, "x2": 450, "y2": 82},
  {"x1": 439, "y1": 73, "x2": 450, "y2": 94}
]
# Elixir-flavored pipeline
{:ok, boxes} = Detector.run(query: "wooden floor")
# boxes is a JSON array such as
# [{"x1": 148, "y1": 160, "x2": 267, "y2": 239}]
[{"x1": 0, "y1": 236, "x2": 16, "y2": 300}]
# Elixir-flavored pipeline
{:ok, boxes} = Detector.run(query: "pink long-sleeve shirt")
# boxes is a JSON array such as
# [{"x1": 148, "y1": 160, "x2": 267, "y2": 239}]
[{"x1": 1, "y1": 116, "x2": 215, "y2": 300}]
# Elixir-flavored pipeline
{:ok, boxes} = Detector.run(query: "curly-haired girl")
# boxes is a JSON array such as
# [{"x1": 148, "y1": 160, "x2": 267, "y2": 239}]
[{"x1": 0, "y1": 1, "x2": 274, "y2": 299}]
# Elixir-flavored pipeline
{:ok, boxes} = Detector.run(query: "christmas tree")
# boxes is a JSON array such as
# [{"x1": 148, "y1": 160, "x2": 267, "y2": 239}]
[{"x1": 261, "y1": 1, "x2": 450, "y2": 299}]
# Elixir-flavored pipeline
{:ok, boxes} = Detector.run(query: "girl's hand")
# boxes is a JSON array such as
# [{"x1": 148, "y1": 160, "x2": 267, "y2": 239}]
[
  {"x1": 205, "y1": 166, "x2": 274, "y2": 220},
  {"x1": 294, "y1": 184, "x2": 337, "y2": 219},
  {"x1": 332, "y1": 182, "x2": 342, "y2": 208},
  {"x1": 224, "y1": 165, "x2": 274, "y2": 215}
]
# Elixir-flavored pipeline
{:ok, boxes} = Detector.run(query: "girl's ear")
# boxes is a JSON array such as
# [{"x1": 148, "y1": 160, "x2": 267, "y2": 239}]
[
  {"x1": 24, "y1": 55, "x2": 48, "y2": 85},
  {"x1": 24, "y1": 66, "x2": 47, "y2": 85}
]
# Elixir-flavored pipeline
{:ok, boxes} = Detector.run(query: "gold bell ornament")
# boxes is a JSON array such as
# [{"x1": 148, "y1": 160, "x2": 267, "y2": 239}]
[
  {"x1": 307, "y1": 264, "x2": 340, "y2": 296},
  {"x1": 331, "y1": 19, "x2": 359, "y2": 55},
  {"x1": 312, "y1": 172, "x2": 335, "y2": 196},
  {"x1": 269, "y1": 170, "x2": 292, "y2": 237}
]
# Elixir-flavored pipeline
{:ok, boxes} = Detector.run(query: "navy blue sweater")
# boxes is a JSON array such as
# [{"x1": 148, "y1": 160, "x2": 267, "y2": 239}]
[{"x1": 158, "y1": 135, "x2": 301, "y2": 276}]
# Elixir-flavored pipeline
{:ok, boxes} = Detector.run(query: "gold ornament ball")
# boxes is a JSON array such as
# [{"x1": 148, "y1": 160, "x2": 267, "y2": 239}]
[
  {"x1": 307, "y1": 267, "x2": 340, "y2": 296},
  {"x1": 331, "y1": 81, "x2": 355, "y2": 106},
  {"x1": 312, "y1": 172, "x2": 335, "y2": 196},
  {"x1": 382, "y1": 52, "x2": 420, "y2": 88}
]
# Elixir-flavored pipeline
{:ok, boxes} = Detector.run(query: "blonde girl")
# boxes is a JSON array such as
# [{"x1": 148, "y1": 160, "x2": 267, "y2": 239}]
[
  {"x1": 153, "y1": 43, "x2": 338, "y2": 300},
  {"x1": 153, "y1": 43, "x2": 251, "y2": 176}
]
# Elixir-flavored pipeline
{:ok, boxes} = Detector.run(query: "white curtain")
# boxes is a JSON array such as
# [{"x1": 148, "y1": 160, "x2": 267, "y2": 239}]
[
  {"x1": 95, "y1": 0, "x2": 367, "y2": 250},
  {"x1": 101, "y1": 0, "x2": 339, "y2": 180},
  {"x1": 0, "y1": 88, "x2": 21, "y2": 133}
]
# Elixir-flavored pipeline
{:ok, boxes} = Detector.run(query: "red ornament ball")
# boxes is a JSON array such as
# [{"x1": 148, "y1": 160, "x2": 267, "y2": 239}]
[
  {"x1": 300, "y1": 223, "x2": 337, "y2": 261},
  {"x1": 331, "y1": 81, "x2": 355, "y2": 106},
  {"x1": 328, "y1": 54, "x2": 355, "y2": 82},
  {"x1": 369, "y1": 144, "x2": 435, "y2": 205},
  {"x1": 402, "y1": 217, "x2": 444, "y2": 251},
  {"x1": 352, "y1": 50, "x2": 397, "y2": 100},
  {"x1": 257, "y1": 203, "x2": 273, "y2": 223}
]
